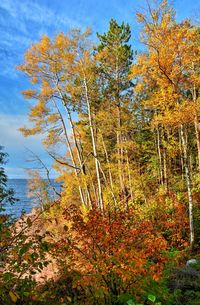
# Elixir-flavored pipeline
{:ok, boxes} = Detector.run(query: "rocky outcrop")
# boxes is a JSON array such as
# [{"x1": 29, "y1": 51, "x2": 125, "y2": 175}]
[{"x1": 169, "y1": 260, "x2": 200, "y2": 304}]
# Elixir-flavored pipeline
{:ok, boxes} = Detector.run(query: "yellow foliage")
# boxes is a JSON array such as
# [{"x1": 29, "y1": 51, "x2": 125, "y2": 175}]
[{"x1": 9, "y1": 291, "x2": 20, "y2": 303}]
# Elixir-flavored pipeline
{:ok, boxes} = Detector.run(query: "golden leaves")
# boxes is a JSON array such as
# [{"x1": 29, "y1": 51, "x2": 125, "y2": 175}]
[
  {"x1": 30, "y1": 100, "x2": 49, "y2": 118},
  {"x1": 9, "y1": 291, "x2": 20, "y2": 303},
  {"x1": 19, "y1": 126, "x2": 42, "y2": 137},
  {"x1": 22, "y1": 89, "x2": 37, "y2": 99},
  {"x1": 41, "y1": 79, "x2": 54, "y2": 98},
  {"x1": 136, "y1": 13, "x2": 145, "y2": 23},
  {"x1": 132, "y1": 1, "x2": 199, "y2": 132},
  {"x1": 152, "y1": 101, "x2": 199, "y2": 127}
]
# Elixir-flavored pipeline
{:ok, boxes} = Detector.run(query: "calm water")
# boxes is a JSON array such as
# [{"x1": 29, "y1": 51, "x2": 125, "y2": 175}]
[{"x1": 5, "y1": 179, "x2": 60, "y2": 218}]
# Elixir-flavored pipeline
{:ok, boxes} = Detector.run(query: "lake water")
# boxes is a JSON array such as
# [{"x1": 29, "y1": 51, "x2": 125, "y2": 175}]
[{"x1": 4, "y1": 179, "x2": 60, "y2": 218}]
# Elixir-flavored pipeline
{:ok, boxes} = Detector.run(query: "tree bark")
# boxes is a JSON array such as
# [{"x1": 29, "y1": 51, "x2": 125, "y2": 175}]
[
  {"x1": 192, "y1": 62, "x2": 200, "y2": 172},
  {"x1": 180, "y1": 125, "x2": 194, "y2": 249},
  {"x1": 83, "y1": 76, "x2": 104, "y2": 212},
  {"x1": 157, "y1": 126, "x2": 164, "y2": 185},
  {"x1": 194, "y1": 115, "x2": 200, "y2": 172},
  {"x1": 52, "y1": 99, "x2": 86, "y2": 206}
]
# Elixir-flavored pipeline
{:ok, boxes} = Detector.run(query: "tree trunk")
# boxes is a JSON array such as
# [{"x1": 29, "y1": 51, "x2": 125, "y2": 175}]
[
  {"x1": 116, "y1": 105, "x2": 124, "y2": 195},
  {"x1": 179, "y1": 129, "x2": 184, "y2": 181},
  {"x1": 126, "y1": 151, "x2": 134, "y2": 202},
  {"x1": 163, "y1": 148, "x2": 168, "y2": 192},
  {"x1": 157, "y1": 126, "x2": 164, "y2": 185},
  {"x1": 83, "y1": 76, "x2": 104, "y2": 212},
  {"x1": 52, "y1": 99, "x2": 86, "y2": 206},
  {"x1": 180, "y1": 125, "x2": 194, "y2": 249},
  {"x1": 101, "y1": 134, "x2": 117, "y2": 207},
  {"x1": 192, "y1": 62, "x2": 200, "y2": 172},
  {"x1": 194, "y1": 115, "x2": 200, "y2": 172}
]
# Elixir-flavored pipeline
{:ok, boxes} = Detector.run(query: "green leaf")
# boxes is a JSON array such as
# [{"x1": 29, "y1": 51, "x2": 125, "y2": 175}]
[
  {"x1": 148, "y1": 294, "x2": 156, "y2": 302},
  {"x1": 127, "y1": 300, "x2": 135, "y2": 305},
  {"x1": 3, "y1": 272, "x2": 12, "y2": 282},
  {"x1": 23, "y1": 292, "x2": 30, "y2": 297},
  {"x1": 155, "y1": 303, "x2": 162, "y2": 305},
  {"x1": 117, "y1": 293, "x2": 134, "y2": 303},
  {"x1": 19, "y1": 245, "x2": 29, "y2": 255},
  {"x1": 41, "y1": 241, "x2": 49, "y2": 251}
]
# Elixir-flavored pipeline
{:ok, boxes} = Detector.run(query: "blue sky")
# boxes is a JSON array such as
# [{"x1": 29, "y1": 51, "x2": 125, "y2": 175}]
[{"x1": 0, "y1": 0, "x2": 199, "y2": 178}]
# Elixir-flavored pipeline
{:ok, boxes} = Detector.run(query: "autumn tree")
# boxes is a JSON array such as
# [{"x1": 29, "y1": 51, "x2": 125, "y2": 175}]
[
  {"x1": 18, "y1": 22, "x2": 135, "y2": 213},
  {"x1": 131, "y1": 0, "x2": 199, "y2": 248},
  {"x1": 18, "y1": 30, "x2": 105, "y2": 210}
]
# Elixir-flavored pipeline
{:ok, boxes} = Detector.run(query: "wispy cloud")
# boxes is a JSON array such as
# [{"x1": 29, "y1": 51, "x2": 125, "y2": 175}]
[
  {"x1": 0, "y1": 113, "x2": 66, "y2": 178},
  {"x1": 0, "y1": 113, "x2": 42, "y2": 149},
  {"x1": 0, "y1": 0, "x2": 83, "y2": 79},
  {"x1": 0, "y1": 0, "x2": 81, "y2": 30},
  {"x1": 0, "y1": 113, "x2": 46, "y2": 178}
]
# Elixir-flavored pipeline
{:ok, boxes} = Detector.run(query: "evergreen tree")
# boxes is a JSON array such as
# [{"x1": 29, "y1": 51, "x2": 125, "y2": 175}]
[
  {"x1": 96, "y1": 20, "x2": 134, "y2": 203},
  {"x1": 0, "y1": 146, "x2": 16, "y2": 212},
  {"x1": 96, "y1": 19, "x2": 133, "y2": 96}
]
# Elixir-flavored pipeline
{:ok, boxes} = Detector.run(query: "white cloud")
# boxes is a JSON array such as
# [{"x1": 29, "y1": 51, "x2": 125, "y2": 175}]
[
  {"x1": 0, "y1": 113, "x2": 46, "y2": 178},
  {"x1": 0, "y1": 113, "x2": 68, "y2": 178},
  {"x1": 5, "y1": 166, "x2": 58, "y2": 179},
  {"x1": 5, "y1": 166, "x2": 30, "y2": 179},
  {"x1": 0, "y1": 0, "x2": 81, "y2": 31},
  {"x1": 0, "y1": 0, "x2": 85, "y2": 79},
  {"x1": 0, "y1": 113, "x2": 43, "y2": 150}
]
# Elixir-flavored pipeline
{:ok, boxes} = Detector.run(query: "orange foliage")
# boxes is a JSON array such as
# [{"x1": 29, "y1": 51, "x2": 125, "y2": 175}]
[{"x1": 53, "y1": 199, "x2": 188, "y2": 295}]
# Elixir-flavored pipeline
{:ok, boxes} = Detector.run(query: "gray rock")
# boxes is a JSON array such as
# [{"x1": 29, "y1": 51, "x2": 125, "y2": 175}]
[{"x1": 186, "y1": 259, "x2": 198, "y2": 267}]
